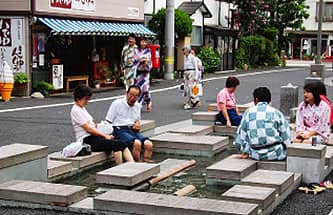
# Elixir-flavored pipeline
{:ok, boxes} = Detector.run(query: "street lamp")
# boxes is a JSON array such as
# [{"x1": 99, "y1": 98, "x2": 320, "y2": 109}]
[{"x1": 316, "y1": 0, "x2": 323, "y2": 64}]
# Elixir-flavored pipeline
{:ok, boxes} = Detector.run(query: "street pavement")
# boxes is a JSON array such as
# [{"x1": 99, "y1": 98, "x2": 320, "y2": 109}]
[
  {"x1": 1, "y1": 66, "x2": 333, "y2": 214},
  {"x1": 0, "y1": 66, "x2": 329, "y2": 153}
]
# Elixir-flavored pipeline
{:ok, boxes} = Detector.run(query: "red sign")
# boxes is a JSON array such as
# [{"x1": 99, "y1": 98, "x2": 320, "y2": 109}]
[
  {"x1": 0, "y1": 18, "x2": 12, "y2": 47},
  {"x1": 50, "y1": 0, "x2": 72, "y2": 9}
]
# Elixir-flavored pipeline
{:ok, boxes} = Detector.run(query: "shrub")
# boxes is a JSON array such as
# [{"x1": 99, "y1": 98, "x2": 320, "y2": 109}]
[
  {"x1": 33, "y1": 81, "x2": 54, "y2": 95},
  {"x1": 235, "y1": 48, "x2": 248, "y2": 70},
  {"x1": 197, "y1": 47, "x2": 221, "y2": 73},
  {"x1": 14, "y1": 73, "x2": 29, "y2": 84}
]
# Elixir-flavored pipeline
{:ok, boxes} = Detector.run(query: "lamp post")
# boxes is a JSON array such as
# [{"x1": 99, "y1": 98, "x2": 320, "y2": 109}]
[{"x1": 164, "y1": 0, "x2": 175, "y2": 80}]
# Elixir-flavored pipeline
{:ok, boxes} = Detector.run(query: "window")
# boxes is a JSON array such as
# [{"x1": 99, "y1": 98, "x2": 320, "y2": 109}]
[
  {"x1": 316, "y1": 2, "x2": 333, "y2": 21},
  {"x1": 191, "y1": 26, "x2": 202, "y2": 46},
  {"x1": 144, "y1": 14, "x2": 153, "y2": 26}
]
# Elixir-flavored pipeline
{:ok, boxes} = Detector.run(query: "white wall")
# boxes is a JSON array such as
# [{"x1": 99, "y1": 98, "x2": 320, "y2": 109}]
[{"x1": 303, "y1": 0, "x2": 333, "y2": 31}]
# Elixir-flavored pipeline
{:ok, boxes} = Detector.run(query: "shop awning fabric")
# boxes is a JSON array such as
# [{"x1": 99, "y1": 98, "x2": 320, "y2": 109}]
[{"x1": 38, "y1": 17, "x2": 156, "y2": 37}]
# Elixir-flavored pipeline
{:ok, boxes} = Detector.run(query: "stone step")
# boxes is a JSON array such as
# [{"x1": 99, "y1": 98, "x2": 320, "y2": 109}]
[
  {"x1": 150, "y1": 133, "x2": 229, "y2": 157},
  {"x1": 241, "y1": 169, "x2": 294, "y2": 195},
  {"x1": 69, "y1": 197, "x2": 93, "y2": 210},
  {"x1": 48, "y1": 152, "x2": 108, "y2": 169},
  {"x1": 221, "y1": 185, "x2": 276, "y2": 211},
  {"x1": 287, "y1": 143, "x2": 326, "y2": 159},
  {"x1": 47, "y1": 159, "x2": 73, "y2": 179},
  {"x1": 325, "y1": 146, "x2": 333, "y2": 166},
  {"x1": 213, "y1": 125, "x2": 238, "y2": 136},
  {"x1": 96, "y1": 162, "x2": 160, "y2": 186},
  {"x1": 0, "y1": 180, "x2": 87, "y2": 206},
  {"x1": 0, "y1": 143, "x2": 48, "y2": 169},
  {"x1": 257, "y1": 161, "x2": 286, "y2": 171},
  {"x1": 192, "y1": 111, "x2": 218, "y2": 125},
  {"x1": 140, "y1": 120, "x2": 156, "y2": 137},
  {"x1": 0, "y1": 143, "x2": 48, "y2": 183},
  {"x1": 94, "y1": 189, "x2": 258, "y2": 215},
  {"x1": 207, "y1": 103, "x2": 253, "y2": 113},
  {"x1": 206, "y1": 154, "x2": 257, "y2": 182},
  {"x1": 158, "y1": 158, "x2": 194, "y2": 176},
  {"x1": 168, "y1": 125, "x2": 213, "y2": 136}
]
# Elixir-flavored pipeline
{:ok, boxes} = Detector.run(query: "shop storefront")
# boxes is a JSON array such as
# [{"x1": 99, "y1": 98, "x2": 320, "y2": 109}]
[{"x1": 0, "y1": 0, "x2": 155, "y2": 95}]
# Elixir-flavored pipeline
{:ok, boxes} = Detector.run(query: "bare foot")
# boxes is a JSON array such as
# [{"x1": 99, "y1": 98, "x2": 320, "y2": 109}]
[
  {"x1": 237, "y1": 154, "x2": 249, "y2": 159},
  {"x1": 142, "y1": 158, "x2": 155, "y2": 163}
]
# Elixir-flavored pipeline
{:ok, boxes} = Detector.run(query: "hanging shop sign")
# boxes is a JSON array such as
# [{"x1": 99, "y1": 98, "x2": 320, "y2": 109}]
[
  {"x1": 0, "y1": 17, "x2": 26, "y2": 74},
  {"x1": 50, "y1": 0, "x2": 96, "y2": 11}
]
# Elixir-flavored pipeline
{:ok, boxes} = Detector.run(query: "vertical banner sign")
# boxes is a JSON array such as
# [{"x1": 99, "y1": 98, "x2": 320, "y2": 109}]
[
  {"x1": 0, "y1": 17, "x2": 26, "y2": 74},
  {"x1": 52, "y1": 64, "x2": 63, "y2": 89}
]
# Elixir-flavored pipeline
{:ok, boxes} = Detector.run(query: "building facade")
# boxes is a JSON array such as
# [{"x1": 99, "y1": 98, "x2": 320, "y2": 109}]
[
  {"x1": 144, "y1": 0, "x2": 235, "y2": 70},
  {"x1": 0, "y1": 0, "x2": 154, "y2": 94}
]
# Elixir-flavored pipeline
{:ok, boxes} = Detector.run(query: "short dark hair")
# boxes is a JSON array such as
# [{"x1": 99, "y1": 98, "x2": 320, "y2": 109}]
[
  {"x1": 315, "y1": 81, "x2": 327, "y2": 96},
  {"x1": 226, "y1": 76, "x2": 240, "y2": 88},
  {"x1": 127, "y1": 85, "x2": 141, "y2": 95},
  {"x1": 253, "y1": 87, "x2": 271, "y2": 103},
  {"x1": 128, "y1": 33, "x2": 136, "y2": 39},
  {"x1": 304, "y1": 82, "x2": 321, "y2": 106},
  {"x1": 139, "y1": 36, "x2": 147, "y2": 42},
  {"x1": 73, "y1": 84, "x2": 92, "y2": 101}
]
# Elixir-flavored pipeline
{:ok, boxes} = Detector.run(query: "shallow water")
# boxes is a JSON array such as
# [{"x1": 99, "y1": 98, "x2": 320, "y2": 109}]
[{"x1": 58, "y1": 137, "x2": 237, "y2": 200}]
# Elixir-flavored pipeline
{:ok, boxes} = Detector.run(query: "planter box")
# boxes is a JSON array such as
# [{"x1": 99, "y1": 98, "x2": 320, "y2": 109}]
[{"x1": 12, "y1": 83, "x2": 28, "y2": 97}]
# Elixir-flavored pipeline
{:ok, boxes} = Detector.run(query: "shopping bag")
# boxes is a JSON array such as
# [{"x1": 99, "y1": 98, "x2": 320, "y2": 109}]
[
  {"x1": 191, "y1": 83, "x2": 203, "y2": 97},
  {"x1": 62, "y1": 141, "x2": 83, "y2": 157},
  {"x1": 96, "y1": 120, "x2": 113, "y2": 134}
]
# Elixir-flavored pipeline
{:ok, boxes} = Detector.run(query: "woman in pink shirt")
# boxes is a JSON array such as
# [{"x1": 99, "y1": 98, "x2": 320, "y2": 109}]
[{"x1": 216, "y1": 76, "x2": 242, "y2": 126}]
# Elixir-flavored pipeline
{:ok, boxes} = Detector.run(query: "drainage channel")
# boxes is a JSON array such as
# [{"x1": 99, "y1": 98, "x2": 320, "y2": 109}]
[{"x1": 57, "y1": 138, "x2": 237, "y2": 200}]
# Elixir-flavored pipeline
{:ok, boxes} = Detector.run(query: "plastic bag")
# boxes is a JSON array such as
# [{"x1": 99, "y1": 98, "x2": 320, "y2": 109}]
[
  {"x1": 62, "y1": 141, "x2": 83, "y2": 157},
  {"x1": 191, "y1": 83, "x2": 203, "y2": 97},
  {"x1": 96, "y1": 120, "x2": 113, "y2": 134}
]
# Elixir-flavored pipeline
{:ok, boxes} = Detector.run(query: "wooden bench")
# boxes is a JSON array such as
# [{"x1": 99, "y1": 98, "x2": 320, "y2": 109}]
[{"x1": 64, "y1": 75, "x2": 89, "y2": 92}]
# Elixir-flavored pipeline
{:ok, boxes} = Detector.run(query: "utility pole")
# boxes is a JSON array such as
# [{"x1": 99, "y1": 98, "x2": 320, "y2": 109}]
[
  {"x1": 164, "y1": 0, "x2": 175, "y2": 80},
  {"x1": 315, "y1": 0, "x2": 323, "y2": 64}
]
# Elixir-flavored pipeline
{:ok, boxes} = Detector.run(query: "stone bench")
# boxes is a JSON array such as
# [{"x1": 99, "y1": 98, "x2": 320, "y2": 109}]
[
  {"x1": 257, "y1": 160, "x2": 286, "y2": 171},
  {"x1": 168, "y1": 125, "x2": 213, "y2": 136},
  {"x1": 47, "y1": 159, "x2": 73, "y2": 179},
  {"x1": 241, "y1": 169, "x2": 294, "y2": 195},
  {"x1": 206, "y1": 155, "x2": 257, "y2": 185},
  {"x1": 192, "y1": 111, "x2": 218, "y2": 126},
  {"x1": 0, "y1": 143, "x2": 48, "y2": 183},
  {"x1": 48, "y1": 152, "x2": 109, "y2": 169},
  {"x1": 150, "y1": 133, "x2": 229, "y2": 157},
  {"x1": 140, "y1": 120, "x2": 156, "y2": 137},
  {"x1": 96, "y1": 162, "x2": 160, "y2": 186},
  {"x1": 0, "y1": 180, "x2": 87, "y2": 206},
  {"x1": 222, "y1": 185, "x2": 276, "y2": 212},
  {"x1": 287, "y1": 143, "x2": 326, "y2": 183},
  {"x1": 94, "y1": 189, "x2": 259, "y2": 215},
  {"x1": 213, "y1": 125, "x2": 238, "y2": 137},
  {"x1": 208, "y1": 102, "x2": 253, "y2": 113}
]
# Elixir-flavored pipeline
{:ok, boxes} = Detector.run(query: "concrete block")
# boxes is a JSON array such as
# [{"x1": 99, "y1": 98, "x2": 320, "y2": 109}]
[
  {"x1": 257, "y1": 161, "x2": 286, "y2": 171},
  {"x1": 0, "y1": 157, "x2": 47, "y2": 183},
  {"x1": 69, "y1": 197, "x2": 93, "y2": 210},
  {"x1": 94, "y1": 189, "x2": 259, "y2": 215},
  {"x1": 280, "y1": 83, "x2": 298, "y2": 116},
  {"x1": 287, "y1": 156, "x2": 325, "y2": 183},
  {"x1": 207, "y1": 103, "x2": 218, "y2": 112},
  {"x1": 140, "y1": 120, "x2": 156, "y2": 132},
  {"x1": 310, "y1": 64, "x2": 325, "y2": 78},
  {"x1": 168, "y1": 125, "x2": 213, "y2": 136},
  {"x1": 325, "y1": 146, "x2": 333, "y2": 166},
  {"x1": 241, "y1": 170, "x2": 294, "y2": 194},
  {"x1": 192, "y1": 112, "x2": 218, "y2": 124},
  {"x1": 213, "y1": 125, "x2": 237, "y2": 137},
  {"x1": 207, "y1": 103, "x2": 252, "y2": 114},
  {"x1": 0, "y1": 143, "x2": 48, "y2": 169},
  {"x1": 0, "y1": 180, "x2": 87, "y2": 206},
  {"x1": 150, "y1": 133, "x2": 229, "y2": 157},
  {"x1": 287, "y1": 143, "x2": 326, "y2": 159},
  {"x1": 206, "y1": 155, "x2": 257, "y2": 181},
  {"x1": 47, "y1": 159, "x2": 73, "y2": 178},
  {"x1": 158, "y1": 158, "x2": 193, "y2": 176},
  {"x1": 96, "y1": 162, "x2": 160, "y2": 186},
  {"x1": 304, "y1": 76, "x2": 322, "y2": 85},
  {"x1": 221, "y1": 185, "x2": 276, "y2": 210},
  {"x1": 48, "y1": 152, "x2": 108, "y2": 169}
]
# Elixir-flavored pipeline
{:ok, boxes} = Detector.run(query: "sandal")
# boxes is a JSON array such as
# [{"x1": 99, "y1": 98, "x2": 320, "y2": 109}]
[{"x1": 298, "y1": 183, "x2": 325, "y2": 194}]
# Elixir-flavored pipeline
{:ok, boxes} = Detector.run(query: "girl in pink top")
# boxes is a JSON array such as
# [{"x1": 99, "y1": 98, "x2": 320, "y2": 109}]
[
  {"x1": 294, "y1": 82, "x2": 331, "y2": 144},
  {"x1": 216, "y1": 76, "x2": 242, "y2": 126}
]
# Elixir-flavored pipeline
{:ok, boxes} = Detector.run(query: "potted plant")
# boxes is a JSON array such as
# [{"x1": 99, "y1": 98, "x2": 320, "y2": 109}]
[
  {"x1": 33, "y1": 81, "x2": 55, "y2": 96},
  {"x1": 12, "y1": 72, "x2": 29, "y2": 96}
]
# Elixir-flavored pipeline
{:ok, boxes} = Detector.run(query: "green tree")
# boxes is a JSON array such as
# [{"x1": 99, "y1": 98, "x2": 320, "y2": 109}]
[
  {"x1": 231, "y1": 0, "x2": 309, "y2": 51},
  {"x1": 148, "y1": 8, "x2": 192, "y2": 46}
]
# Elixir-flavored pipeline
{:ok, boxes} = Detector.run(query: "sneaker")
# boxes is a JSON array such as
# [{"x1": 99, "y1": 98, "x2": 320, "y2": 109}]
[{"x1": 184, "y1": 104, "x2": 191, "y2": 110}]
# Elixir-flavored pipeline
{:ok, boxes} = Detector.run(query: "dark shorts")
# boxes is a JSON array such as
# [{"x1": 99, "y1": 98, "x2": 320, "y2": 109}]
[
  {"x1": 113, "y1": 126, "x2": 148, "y2": 149},
  {"x1": 216, "y1": 109, "x2": 242, "y2": 126},
  {"x1": 83, "y1": 135, "x2": 127, "y2": 152}
]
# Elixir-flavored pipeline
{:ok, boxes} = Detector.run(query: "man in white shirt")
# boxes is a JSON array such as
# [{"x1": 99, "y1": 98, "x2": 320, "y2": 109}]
[{"x1": 105, "y1": 85, "x2": 153, "y2": 162}]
